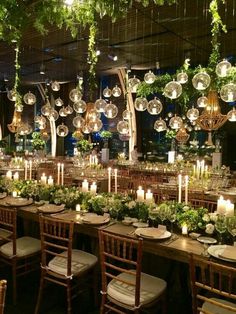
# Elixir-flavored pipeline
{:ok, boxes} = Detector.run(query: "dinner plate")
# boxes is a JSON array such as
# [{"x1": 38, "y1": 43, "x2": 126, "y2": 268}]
[
  {"x1": 6, "y1": 197, "x2": 33, "y2": 207},
  {"x1": 0, "y1": 192, "x2": 7, "y2": 199},
  {"x1": 81, "y1": 214, "x2": 110, "y2": 225},
  {"x1": 135, "y1": 227, "x2": 171, "y2": 240},
  {"x1": 197, "y1": 236, "x2": 217, "y2": 244},
  {"x1": 132, "y1": 222, "x2": 149, "y2": 228},
  {"x1": 208, "y1": 245, "x2": 236, "y2": 262},
  {"x1": 37, "y1": 204, "x2": 65, "y2": 214}
]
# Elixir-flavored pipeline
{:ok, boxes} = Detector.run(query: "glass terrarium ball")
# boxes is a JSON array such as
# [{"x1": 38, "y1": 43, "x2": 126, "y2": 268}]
[
  {"x1": 186, "y1": 107, "x2": 199, "y2": 121},
  {"x1": 177, "y1": 71, "x2": 188, "y2": 84},
  {"x1": 47, "y1": 109, "x2": 59, "y2": 121},
  {"x1": 41, "y1": 103, "x2": 52, "y2": 116},
  {"x1": 147, "y1": 97, "x2": 163, "y2": 115},
  {"x1": 104, "y1": 102, "x2": 118, "y2": 118},
  {"x1": 82, "y1": 124, "x2": 92, "y2": 134},
  {"x1": 144, "y1": 70, "x2": 156, "y2": 84},
  {"x1": 88, "y1": 119, "x2": 103, "y2": 132},
  {"x1": 56, "y1": 123, "x2": 69, "y2": 137},
  {"x1": 122, "y1": 110, "x2": 132, "y2": 120},
  {"x1": 38, "y1": 122, "x2": 46, "y2": 130},
  {"x1": 112, "y1": 85, "x2": 122, "y2": 97},
  {"x1": 117, "y1": 120, "x2": 129, "y2": 135},
  {"x1": 169, "y1": 115, "x2": 183, "y2": 130},
  {"x1": 103, "y1": 86, "x2": 112, "y2": 98},
  {"x1": 69, "y1": 88, "x2": 82, "y2": 102},
  {"x1": 73, "y1": 115, "x2": 85, "y2": 128},
  {"x1": 197, "y1": 96, "x2": 208, "y2": 108},
  {"x1": 154, "y1": 118, "x2": 167, "y2": 132},
  {"x1": 134, "y1": 97, "x2": 148, "y2": 111},
  {"x1": 55, "y1": 97, "x2": 64, "y2": 107},
  {"x1": 65, "y1": 105, "x2": 73, "y2": 115},
  {"x1": 34, "y1": 115, "x2": 46, "y2": 124},
  {"x1": 18, "y1": 124, "x2": 32, "y2": 135},
  {"x1": 220, "y1": 83, "x2": 236, "y2": 102},
  {"x1": 7, "y1": 89, "x2": 17, "y2": 101},
  {"x1": 87, "y1": 109, "x2": 101, "y2": 121},
  {"x1": 168, "y1": 112, "x2": 173, "y2": 118},
  {"x1": 128, "y1": 75, "x2": 141, "y2": 93},
  {"x1": 192, "y1": 72, "x2": 211, "y2": 90},
  {"x1": 164, "y1": 81, "x2": 182, "y2": 99},
  {"x1": 59, "y1": 107, "x2": 67, "y2": 117},
  {"x1": 73, "y1": 100, "x2": 87, "y2": 113},
  {"x1": 227, "y1": 107, "x2": 236, "y2": 122},
  {"x1": 216, "y1": 59, "x2": 231, "y2": 78},
  {"x1": 95, "y1": 98, "x2": 107, "y2": 113},
  {"x1": 23, "y1": 91, "x2": 36, "y2": 105},
  {"x1": 51, "y1": 81, "x2": 60, "y2": 91}
]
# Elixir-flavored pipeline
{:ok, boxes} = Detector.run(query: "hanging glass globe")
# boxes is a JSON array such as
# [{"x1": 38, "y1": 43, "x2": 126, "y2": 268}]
[
  {"x1": 47, "y1": 109, "x2": 59, "y2": 121},
  {"x1": 69, "y1": 88, "x2": 82, "y2": 102},
  {"x1": 169, "y1": 115, "x2": 183, "y2": 130},
  {"x1": 168, "y1": 112, "x2": 173, "y2": 118},
  {"x1": 220, "y1": 83, "x2": 236, "y2": 102},
  {"x1": 65, "y1": 105, "x2": 73, "y2": 115},
  {"x1": 197, "y1": 96, "x2": 208, "y2": 108},
  {"x1": 112, "y1": 85, "x2": 122, "y2": 97},
  {"x1": 186, "y1": 107, "x2": 199, "y2": 121},
  {"x1": 95, "y1": 98, "x2": 107, "y2": 113},
  {"x1": 144, "y1": 70, "x2": 156, "y2": 84},
  {"x1": 34, "y1": 115, "x2": 44, "y2": 124},
  {"x1": 164, "y1": 81, "x2": 182, "y2": 99},
  {"x1": 72, "y1": 115, "x2": 85, "y2": 128},
  {"x1": 51, "y1": 81, "x2": 60, "y2": 91},
  {"x1": 15, "y1": 104, "x2": 23, "y2": 112},
  {"x1": 128, "y1": 75, "x2": 141, "y2": 93},
  {"x1": 216, "y1": 59, "x2": 231, "y2": 78},
  {"x1": 55, "y1": 97, "x2": 64, "y2": 107},
  {"x1": 23, "y1": 91, "x2": 36, "y2": 105},
  {"x1": 192, "y1": 72, "x2": 211, "y2": 90},
  {"x1": 41, "y1": 103, "x2": 52, "y2": 116},
  {"x1": 147, "y1": 97, "x2": 163, "y2": 115},
  {"x1": 104, "y1": 102, "x2": 118, "y2": 118},
  {"x1": 41, "y1": 131, "x2": 49, "y2": 141},
  {"x1": 38, "y1": 122, "x2": 46, "y2": 130},
  {"x1": 117, "y1": 120, "x2": 129, "y2": 135},
  {"x1": 88, "y1": 119, "x2": 103, "y2": 132},
  {"x1": 73, "y1": 100, "x2": 87, "y2": 113},
  {"x1": 87, "y1": 109, "x2": 101, "y2": 121},
  {"x1": 122, "y1": 110, "x2": 132, "y2": 120},
  {"x1": 177, "y1": 71, "x2": 188, "y2": 84},
  {"x1": 18, "y1": 123, "x2": 32, "y2": 136},
  {"x1": 59, "y1": 107, "x2": 67, "y2": 117},
  {"x1": 56, "y1": 123, "x2": 68, "y2": 137},
  {"x1": 82, "y1": 124, "x2": 92, "y2": 134},
  {"x1": 154, "y1": 118, "x2": 167, "y2": 132},
  {"x1": 7, "y1": 89, "x2": 17, "y2": 101},
  {"x1": 227, "y1": 107, "x2": 236, "y2": 122},
  {"x1": 103, "y1": 86, "x2": 112, "y2": 98},
  {"x1": 187, "y1": 126, "x2": 192, "y2": 132},
  {"x1": 134, "y1": 97, "x2": 148, "y2": 111}
]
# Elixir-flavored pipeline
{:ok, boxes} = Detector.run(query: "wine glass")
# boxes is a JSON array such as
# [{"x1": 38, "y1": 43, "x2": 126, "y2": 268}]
[
  {"x1": 157, "y1": 204, "x2": 168, "y2": 225},
  {"x1": 215, "y1": 215, "x2": 227, "y2": 244},
  {"x1": 148, "y1": 209, "x2": 159, "y2": 227},
  {"x1": 166, "y1": 206, "x2": 177, "y2": 233},
  {"x1": 227, "y1": 216, "x2": 236, "y2": 245}
]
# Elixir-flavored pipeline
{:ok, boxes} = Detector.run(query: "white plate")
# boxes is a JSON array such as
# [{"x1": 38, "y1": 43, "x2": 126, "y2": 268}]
[
  {"x1": 81, "y1": 214, "x2": 110, "y2": 225},
  {"x1": 208, "y1": 245, "x2": 236, "y2": 262},
  {"x1": 37, "y1": 204, "x2": 65, "y2": 214},
  {"x1": 0, "y1": 192, "x2": 7, "y2": 199},
  {"x1": 132, "y1": 222, "x2": 149, "y2": 228},
  {"x1": 6, "y1": 197, "x2": 33, "y2": 207},
  {"x1": 197, "y1": 236, "x2": 217, "y2": 244},
  {"x1": 135, "y1": 227, "x2": 171, "y2": 240}
]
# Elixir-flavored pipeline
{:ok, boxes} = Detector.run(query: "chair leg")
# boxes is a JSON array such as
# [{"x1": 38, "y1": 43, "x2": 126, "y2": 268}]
[
  {"x1": 66, "y1": 279, "x2": 72, "y2": 314},
  {"x1": 34, "y1": 270, "x2": 45, "y2": 314},
  {"x1": 12, "y1": 259, "x2": 17, "y2": 305},
  {"x1": 93, "y1": 269, "x2": 99, "y2": 307},
  {"x1": 100, "y1": 294, "x2": 106, "y2": 314},
  {"x1": 161, "y1": 292, "x2": 167, "y2": 314}
]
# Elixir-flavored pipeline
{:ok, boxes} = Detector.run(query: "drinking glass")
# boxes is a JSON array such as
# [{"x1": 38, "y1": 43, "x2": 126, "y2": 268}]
[
  {"x1": 227, "y1": 216, "x2": 236, "y2": 245},
  {"x1": 148, "y1": 210, "x2": 159, "y2": 227},
  {"x1": 157, "y1": 204, "x2": 168, "y2": 225},
  {"x1": 166, "y1": 206, "x2": 177, "y2": 233},
  {"x1": 215, "y1": 215, "x2": 227, "y2": 244}
]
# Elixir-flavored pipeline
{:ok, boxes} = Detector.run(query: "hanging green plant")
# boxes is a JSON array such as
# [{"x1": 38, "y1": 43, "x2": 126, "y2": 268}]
[{"x1": 13, "y1": 43, "x2": 23, "y2": 112}]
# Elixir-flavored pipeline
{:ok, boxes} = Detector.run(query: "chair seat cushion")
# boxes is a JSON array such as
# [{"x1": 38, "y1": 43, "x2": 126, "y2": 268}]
[
  {"x1": 0, "y1": 228, "x2": 12, "y2": 239},
  {"x1": 0, "y1": 236, "x2": 41, "y2": 258},
  {"x1": 107, "y1": 271, "x2": 166, "y2": 307},
  {"x1": 202, "y1": 297, "x2": 236, "y2": 314},
  {"x1": 48, "y1": 249, "x2": 98, "y2": 276}
]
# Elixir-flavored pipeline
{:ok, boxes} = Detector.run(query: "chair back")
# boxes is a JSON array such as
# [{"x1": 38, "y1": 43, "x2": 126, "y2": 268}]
[
  {"x1": 39, "y1": 215, "x2": 74, "y2": 277},
  {"x1": 0, "y1": 280, "x2": 7, "y2": 314},
  {"x1": 99, "y1": 230, "x2": 143, "y2": 309},
  {"x1": 0, "y1": 207, "x2": 17, "y2": 255},
  {"x1": 190, "y1": 199, "x2": 217, "y2": 212},
  {"x1": 189, "y1": 254, "x2": 236, "y2": 314}
]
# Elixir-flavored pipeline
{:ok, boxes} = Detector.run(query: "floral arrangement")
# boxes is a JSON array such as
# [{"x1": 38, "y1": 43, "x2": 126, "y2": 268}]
[
  {"x1": 100, "y1": 130, "x2": 113, "y2": 139},
  {"x1": 32, "y1": 132, "x2": 45, "y2": 151},
  {"x1": 76, "y1": 139, "x2": 93, "y2": 154}
]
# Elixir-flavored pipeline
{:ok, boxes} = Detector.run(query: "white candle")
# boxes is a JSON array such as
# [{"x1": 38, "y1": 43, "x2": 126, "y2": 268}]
[
  {"x1": 61, "y1": 163, "x2": 64, "y2": 186},
  {"x1": 24, "y1": 160, "x2": 28, "y2": 180},
  {"x1": 145, "y1": 189, "x2": 153, "y2": 203},
  {"x1": 137, "y1": 186, "x2": 145, "y2": 202},
  {"x1": 114, "y1": 169, "x2": 118, "y2": 194},
  {"x1": 47, "y1": 175, "x2": 54, "y2": 186},
  {"x1": 57, "y1": 163, "x2": 61, "y2": 185},
  {"x1": 90, "y1": 182, "x2": 97, "y2": 194},
  {"x1": 185, "y1": 175, "x2": 188, "y2": 204},
  {"x1": 182, "y1": 224, "x2": 188, "y2": 235},
  {"x1": 76, "y1": 204, "x2": 81, "y2": 212},
  {"x1": 82, "y1": 179, "x2": 89, "y2": 193},
  {"x1": 108, "y1": 167, "x2": 112, "y2": 193},
  {"x1": 196, "y1": 160, "x2": 200, "y2": 179},
  {"x1": 6, "y1": 170, "x2": 12, "y2": 180},
  {"x1": 200, "y1": 160, "x2": 205, "y2": 179},
  {"x1": 193, "y1": 165, "x2": 196, "y2": 178},
  {"x1": 217, "y1": 195, "x2": 226, "y2": 215},
  {"x1": 178, "y1": 174, "x2": 182, "y2": 203},
  {"x1": 225, "y1": 200, "x2": 235, "y2": 217},
  {"x1": 29, "y1": 160, "x2": 32, "y2": 180},
  {"x1": 12, "y1": 191, "x2": 18, "y2": 198},
  {"x1": 41, "y1": 173, "x2": 47, "y2": 185},
  {"x1": 13, "y1": 172, "x2": 19, "y2": 181}
]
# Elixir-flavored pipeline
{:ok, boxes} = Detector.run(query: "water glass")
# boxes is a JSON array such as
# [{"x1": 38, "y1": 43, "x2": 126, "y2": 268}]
[{"x1": 215, "y1": 215, "x2": 227, "y2": 244}]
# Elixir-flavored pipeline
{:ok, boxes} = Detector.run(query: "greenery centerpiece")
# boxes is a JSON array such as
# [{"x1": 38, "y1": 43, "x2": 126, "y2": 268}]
[
  {"x1": 32, "y1": 132, "x2": 46, "y2": 154},
  {"x1": 76, "y1": 139, "x2": 93, "y2": 156}
]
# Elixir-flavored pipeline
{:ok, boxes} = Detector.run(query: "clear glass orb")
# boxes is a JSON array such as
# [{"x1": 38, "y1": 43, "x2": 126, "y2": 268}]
[
  {"x1": 220, "y1": 83, "x2": 236, "y2": 102},
  {"x1": 87, "y1": 109, "x2": 101, "y2": 121},
  {"x1": 34, "y1": 115, "x2": 45, "y2": 124},
  {"x1": 73, "y1": 100, "x2": 87, "y2": 113},
  {"x1": 154, "y1": 118, "x2": 167, "y2": 132},
  {"x1": 112, "y1": 85, "x2": 122, "y2": 97},
  {"x1": 56, "y1": 123, "x2": 69, "y2": 137},
  {"x1": 191, "y1": 120, "x2": 196, "y2": 126},
  {"x1": 144, "y1": 70, "x2": 156, "y2": 84},
  {"x1": 59, "y1": 107, "x2": 67, "y2": 117},
  {"x1": 164, "y1": 117, "x2": 169, "y2": 121},
  {"x1": 104, "y1": 102, "x2": 118, "y2": 118},
  {"x1": 186, "y1": 107, "x2": 199, "y2": 121},
  {"x1": 95, "y1": 98, "x2": 107, "y2": 112},
  {"x1": 18, "y1": 123, "x2": 32, "y2": 135},
  {"x1": 192, "y1": 72, "x2": 211, "y2": 90},
  {"x1": 134, "y1": 97, "x2": 148, "y2": 111},
  {"x1": 227, "y1": 107, "x2": 236, "y2": 122},
  {"x1": 7, "y1": 89, "x2": 17, "y2": 101},
  {"x1": 122, "y1": 110, "x2": 132, "y2": 120},
  {"x1": 51, "y1": 81, "x2": 60, "y2": 91},
  {"x1": 164, "y1": 81, "x2": 182, "y2": 99},
  {"x1": 177, "y1": 71, "x2": 188, "y2": 84},
  {"x1": 82, "y1": 124, "x2": 92, "y2": 134},
  {"x1": 41, "y1": 131, "x2": 49, "y2": 141},
  {"x1": 216, "y1": 59, "x2": 231, "y2": 78},
  {"x1": 147, "y1": 97, "x2": 163, "y2": 115},
  {"x1": 197, "y1": 96, "x2": 208, "y2": 108},
  {"x1": 187, "y1": 126, "x2": 192, "y2": 132},
  {"x1": 65, "y1": 105, "x2": 73, "y2": 115},
  {"x1": 47, "y1": 109, "x2": 59, "y2": 121},
  {"x1": 182, "y1": 115, "x2": 186, "y2": 120},
  {"x1": 128, "y1": 75, "x2": 141, "y2": 93},
  {"x1": 73, "y1": 115, "x2": 85, "y2": 128},
  {"x1": 117, "y1": 120, "x2": 129, "y2": 135},
  {"x1": 23, "y1": 91, "x2": 36, "y2": 105},
  {"x1": 55, "y1": 97, "x2": 64, "y2": 107},
  {"x1": 15, "y1": 104, "x2": 23, "y2": 112},
  {"x1": 69, "y1": 88, "x2": 82, "y2": 102},
  {"x1": 168, "y1": 112, "x2": 173, "y2": 118},
  {"x1": 194, "y1": 125, "x2": 201, "y2": 131},
  {"x1": 38, "y1": 122, "x2": 46, "y2": 130},
  {"x1": 41, "y1": 103, "x2": 52, "y2": 116},
  {"x1": 88, "y1": 119, "x2": 103, "y2": 132},
  {"x1": 169, "y1": 115, "x2": 183, "y2": 130},
  {"x1": 103, "y1": 86, "x2": 112, "y2": 98}
]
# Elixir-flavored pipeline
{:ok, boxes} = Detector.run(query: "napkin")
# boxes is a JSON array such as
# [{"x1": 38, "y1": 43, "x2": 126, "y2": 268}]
[
  {"x1": 82, "y1": 215, "x2": 108, "y2": 224},
  {"x1": 219, "y1": 246, "x2": 236, "y2": 260}
]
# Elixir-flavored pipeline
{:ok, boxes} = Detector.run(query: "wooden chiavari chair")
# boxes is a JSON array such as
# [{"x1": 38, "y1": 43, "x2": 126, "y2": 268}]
[{"x1": 0, "y1": 280, "x2": 7, "y2": 314}]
